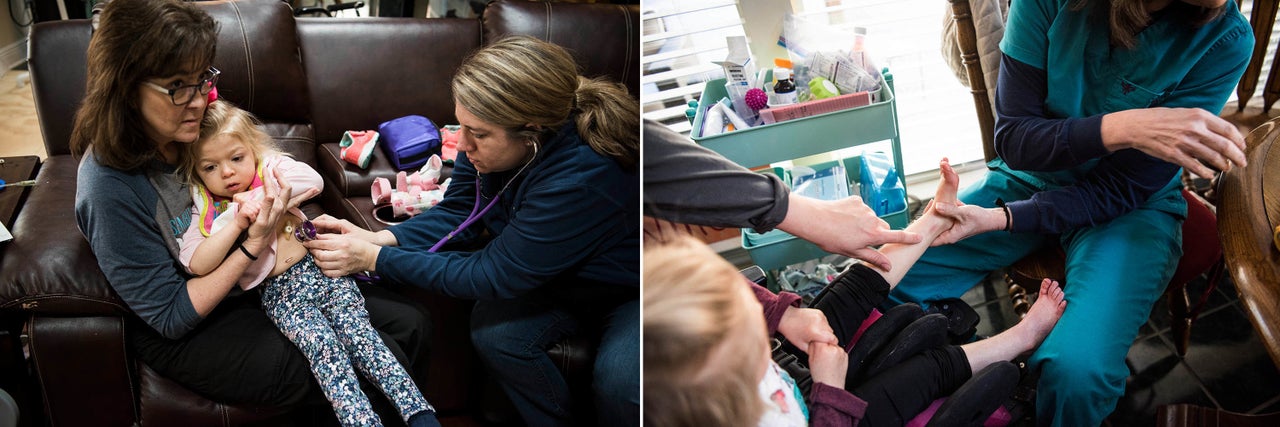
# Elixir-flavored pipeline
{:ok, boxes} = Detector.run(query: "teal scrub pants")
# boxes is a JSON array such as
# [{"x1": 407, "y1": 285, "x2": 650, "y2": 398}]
[{"x1": 889, "y1": 162, "x2": 1183, "y2": 426}]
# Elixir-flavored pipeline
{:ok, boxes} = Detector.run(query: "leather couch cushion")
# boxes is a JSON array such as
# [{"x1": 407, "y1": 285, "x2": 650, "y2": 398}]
[
  {"x1": 262, "y1": 122, "x2": 317, "y2": 165},
  {"x1": 202, "y1": 0, "x2": 310, "y2": 124},
  {"x1": 298, "y1": 18, "x2": 482, "y2": 146},
  {"x1": 138, "y1": 361, "x2": 293, "y2": 426},
  {"x1": 483, "y1": 0, "x2": 640, "y2": 98},
  {"x1": 27, "y1": 20, "x2": 90, "y2": 157},
  {"x1": 0, "y1": 157, "x2": 125, "y2": 314}
]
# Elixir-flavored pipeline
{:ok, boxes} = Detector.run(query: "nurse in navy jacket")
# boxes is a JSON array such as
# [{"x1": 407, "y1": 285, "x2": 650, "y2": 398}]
[{"x1": 304, "y1": 36, "x2": 639, "y2": 427}]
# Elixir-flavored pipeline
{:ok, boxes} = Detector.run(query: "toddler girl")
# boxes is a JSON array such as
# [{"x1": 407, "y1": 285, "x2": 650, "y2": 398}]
[{"x1": 179, "y1": 101, "x2": 438, "y2": 427}]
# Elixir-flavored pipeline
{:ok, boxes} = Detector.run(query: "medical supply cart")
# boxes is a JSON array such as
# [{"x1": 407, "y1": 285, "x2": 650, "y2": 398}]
[{"x1": 692, "y1": 71, "x2": 909, "y2": 274}]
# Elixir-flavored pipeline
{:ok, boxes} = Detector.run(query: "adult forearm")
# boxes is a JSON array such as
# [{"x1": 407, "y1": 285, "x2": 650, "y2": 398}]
[
  {"x1": 189, "y1": 227, "x2": 242, "y2": 275},
  {"x1": 871, "y1": 214, "x2": 950, "y2": 286},
  {"x1": 186, "y1": 249, "x2": 254, "y2": 316}
]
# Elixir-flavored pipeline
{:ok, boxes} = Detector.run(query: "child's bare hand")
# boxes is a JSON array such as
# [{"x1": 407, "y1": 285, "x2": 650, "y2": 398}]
[
  {"x1": 232, "y1": 190, "x2": 258, "y2": 206},
  {"x1": 235, "y1": 200, "x2": 262, "y2": 229},
  {"x1": 807, "y1": 342, "x2": 848, "y2": 388},
  {"x1": 778, "y1": 307, "x2": 837, "y2": 352}
]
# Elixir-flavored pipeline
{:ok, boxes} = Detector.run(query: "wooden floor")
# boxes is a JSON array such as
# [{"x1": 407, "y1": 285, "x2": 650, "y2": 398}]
[{"x1": 0, "y1": 69, "x2": 45, "y2": 160}]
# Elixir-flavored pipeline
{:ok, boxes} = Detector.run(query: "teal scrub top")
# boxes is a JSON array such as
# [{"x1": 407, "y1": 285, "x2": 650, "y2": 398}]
[{"x1": 996, "y1": 0, "x2": 1252, "y2": 215}]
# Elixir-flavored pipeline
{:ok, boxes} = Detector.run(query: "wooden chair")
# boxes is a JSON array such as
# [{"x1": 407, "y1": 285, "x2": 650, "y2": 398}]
[
  {"x1": 947, "y1": 0, "x2": 1224, "y2": 356},
  {"x1": 1215, "y1": 117, "x2": 1280, "y2": 369},
  {"x1": 1237, "y1": 0, "x2": 1280, "y2": 112}
]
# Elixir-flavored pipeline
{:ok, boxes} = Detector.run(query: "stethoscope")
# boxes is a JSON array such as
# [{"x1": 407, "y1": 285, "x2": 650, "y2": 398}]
[
  {"x1": 295, "y1": 141, "x2": 539, "y2": 281},
  {"x1": 427, "y1": 141, "x2": 539, "y2": 252}
]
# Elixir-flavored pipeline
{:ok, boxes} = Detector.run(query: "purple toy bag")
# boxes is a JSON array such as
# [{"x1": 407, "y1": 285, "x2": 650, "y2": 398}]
[{"x1": 377, "y1": 115, "x2": 441, "y2": 171}]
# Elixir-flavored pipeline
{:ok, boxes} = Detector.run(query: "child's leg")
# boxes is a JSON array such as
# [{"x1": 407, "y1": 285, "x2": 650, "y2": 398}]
[
  {"x1": 809, "y1": 159, "x2": 970, "y2": 346},
  {"x1": 852, "y1": 345, "x2": 971, "y2": 426},
  {"x1": 890, "y1": 163, "x2": 1050, "y2": 306},
  {"x1": 809, "y1": 264, "x2": 891, "y2": 348},
  {"x1": 809, "y1": 159, "x2": 964, "y2": 345},
  {"x1": 305, "y1": 261, "x2": 433, "y2": 422},
  {"x1": 850, "y1": 279, "x2": 1067, "y2": 426},
  {"x1": 261, "y1": 275, "x2": 380, "y2": 427}
]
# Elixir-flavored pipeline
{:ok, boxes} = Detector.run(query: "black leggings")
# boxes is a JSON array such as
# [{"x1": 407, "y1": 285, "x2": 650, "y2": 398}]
[{"x1": 808, "y1": 265, "x2": 973, "y2": 426}]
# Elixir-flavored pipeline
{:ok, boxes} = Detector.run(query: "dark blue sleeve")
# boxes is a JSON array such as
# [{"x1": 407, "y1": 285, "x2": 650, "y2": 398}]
[
  {"x1": 995, "y1": 53, "x2": 1179, "y2": 233},
  {"x1": 377, "y1": 175, "x2": 634, "y2": 299},
  {"x1": 993, "y1": 53, "x2": 1108, "y2": 170},
  {"x1": 1005, "y1": 150, "x2": 1179, "y2": 233}
]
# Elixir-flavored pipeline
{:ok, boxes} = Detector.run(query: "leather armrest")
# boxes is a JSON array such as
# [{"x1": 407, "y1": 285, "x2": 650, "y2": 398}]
[
  {"x1": 30, "y1": 315, "x2": 136, "y2": 426},
  {"x1": 0, "y1": 156, "x2": 127, "y2": 315}
]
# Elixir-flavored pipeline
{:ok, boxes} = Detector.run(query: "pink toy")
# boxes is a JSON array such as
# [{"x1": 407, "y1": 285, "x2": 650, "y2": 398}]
[
  {"x1": 745, "y1": 87, "x2": 769, "y2": 111},
  {"x1": 371, "y1": 154, "x2": 449, "y2": 217},
  {"x1": 439, "y1": 126, "x2": 460, "y2": 164}
]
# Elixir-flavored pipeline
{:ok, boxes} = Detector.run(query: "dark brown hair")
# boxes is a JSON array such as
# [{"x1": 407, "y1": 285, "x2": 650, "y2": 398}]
[
  {"x1": 70, "y1": 0, "x2": 218, "y2": 170},
  {"x1": 1074, "y1": 0, "x2": 1227, "y2": 49},
  {"x1": 452, "y1": 36, "x2": 639, "y2": 170}
]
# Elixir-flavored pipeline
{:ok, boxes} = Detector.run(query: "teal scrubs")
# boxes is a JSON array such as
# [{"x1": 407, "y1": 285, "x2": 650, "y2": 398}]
[{"x1": 888, "y1": 0, "x2": 1251, "y2": 425}]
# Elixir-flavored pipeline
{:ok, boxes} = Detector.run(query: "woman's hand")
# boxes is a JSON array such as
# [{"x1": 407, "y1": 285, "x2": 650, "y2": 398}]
[
  {"x1": 241, "y1": 169, "x2": 317, "y2": 255},
  {"x1": 930, "y1": 202, "x2": 1007, "y2": 245},
  {"x1": 778, "y1": 195, "x2": 922, "y2": 272},
  {"x1": 807, "y1": 342, "x2": 849, "y2": 388},
  {"x1": 777, "y1": 306, "x2": 837, "y2": 353},
  {"x1": 303, "y1": 233, "x2": 381, "y2": 278},
  {"x1": 1102, "y1": 107, "x2": 1247, "y2": 179}
]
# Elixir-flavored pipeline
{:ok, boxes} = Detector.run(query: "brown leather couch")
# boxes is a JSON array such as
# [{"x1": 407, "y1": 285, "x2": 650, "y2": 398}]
[{"x1": 0, "y1": 0, "x2": 638, "y2": 425}]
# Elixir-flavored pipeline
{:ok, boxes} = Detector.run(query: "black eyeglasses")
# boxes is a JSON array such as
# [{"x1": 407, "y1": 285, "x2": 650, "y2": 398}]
[{"x1": 143, "y1": 67, "x2": 220, "y2": 105}]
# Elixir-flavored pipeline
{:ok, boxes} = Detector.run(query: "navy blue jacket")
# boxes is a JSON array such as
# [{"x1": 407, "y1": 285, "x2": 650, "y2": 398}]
[{"x1": 378, "y1": 120, "x2": 639, "y2": 299}]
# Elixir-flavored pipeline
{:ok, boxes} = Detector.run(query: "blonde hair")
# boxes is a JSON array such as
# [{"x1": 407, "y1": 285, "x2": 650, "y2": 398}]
[
  {"x1": 452, "y1": 36, "x2": 639, "y2": 170},
  {"x1": 180, "y1": 101, "x2": 278, "y2": 186},
  {"x1": 643, "y1": 235, "x2": 766, "y2": 427}
]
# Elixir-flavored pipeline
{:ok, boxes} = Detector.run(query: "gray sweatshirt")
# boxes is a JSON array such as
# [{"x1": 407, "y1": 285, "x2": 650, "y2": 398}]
[
  {"x1": 642, "y1": 119, "x2": 789, "y2": 233},
  {"x1": 76, "y1": 152, "x2": 202, "y2": 339}
]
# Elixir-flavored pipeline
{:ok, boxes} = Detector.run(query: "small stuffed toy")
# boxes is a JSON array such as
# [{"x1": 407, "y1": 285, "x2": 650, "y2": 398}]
[
  {"x1": 372, "y1": 154, "x2": 450, "y2": 218},
  {"x1": 439, "y1": 125, "x2": 460, "y2": 164},
  {"x1": 340, "y1": 130, "x2": 379, "y2": 169}
]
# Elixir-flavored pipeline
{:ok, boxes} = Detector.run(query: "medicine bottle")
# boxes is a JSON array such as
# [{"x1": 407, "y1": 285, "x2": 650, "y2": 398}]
[{"x1": 773, "y1": 68, "x2": 798, "y2": 106}]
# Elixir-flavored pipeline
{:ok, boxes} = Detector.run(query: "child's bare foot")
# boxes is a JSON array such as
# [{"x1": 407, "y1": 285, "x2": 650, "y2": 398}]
[
  {"x1": 1012, "y1": 279, "x2": 1067, "y2": 349},
  {"x1": 934, "y1": 157, "x2": 960, "y2": 206}
]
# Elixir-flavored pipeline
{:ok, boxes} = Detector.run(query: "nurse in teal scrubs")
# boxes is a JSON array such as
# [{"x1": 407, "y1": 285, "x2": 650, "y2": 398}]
[{"x1": 889, "y1": 0, "x2": 1251, "y2": 425}]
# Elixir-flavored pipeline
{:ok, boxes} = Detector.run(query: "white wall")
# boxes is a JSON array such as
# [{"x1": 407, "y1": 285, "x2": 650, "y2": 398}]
[{"x1": 0, "y1": 1, "x2": 27, "y2": 51}]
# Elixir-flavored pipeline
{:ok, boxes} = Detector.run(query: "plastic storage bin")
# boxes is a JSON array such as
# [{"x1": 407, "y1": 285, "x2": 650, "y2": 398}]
[
  {"x1": 741, "y1": 156, "x2": 909, "y2": 271},
  {"x1": 692, "y1": 74, "x2": 901, "y2": 170}
]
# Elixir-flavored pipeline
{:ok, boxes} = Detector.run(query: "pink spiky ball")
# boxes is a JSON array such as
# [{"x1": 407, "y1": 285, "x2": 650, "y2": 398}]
[{"x1": 745, "y1": 88, "x2": 769, "y2": 110}]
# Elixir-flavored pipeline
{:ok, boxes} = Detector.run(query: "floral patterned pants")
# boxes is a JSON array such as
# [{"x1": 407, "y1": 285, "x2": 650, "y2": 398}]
[{"x1": 262, "y1": 255, "x2": 433, "y2": 426}]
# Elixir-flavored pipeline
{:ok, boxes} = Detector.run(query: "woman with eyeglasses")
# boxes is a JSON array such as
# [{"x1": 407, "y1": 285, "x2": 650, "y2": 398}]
[
  {"x1": 69, "y1": 0, "x2": 432, "y2": 415},
  {"x1": 303, "y1": 36, "x2": 640, "y2": 426}
]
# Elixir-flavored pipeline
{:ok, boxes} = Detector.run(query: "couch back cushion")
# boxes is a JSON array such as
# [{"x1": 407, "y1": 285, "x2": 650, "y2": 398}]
[
  {"x1": 298, "y1": 18, "x2": 482, "y2": 146},
  {"x1": 202, "y1": 0, "x2": 316, "y2": 162},
  {"x1": 28, "y1": 20, "x2": 90, "y2": 157},
  {"x1": 483, "y1": 0, "x2": 640, "y2": 99}
]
